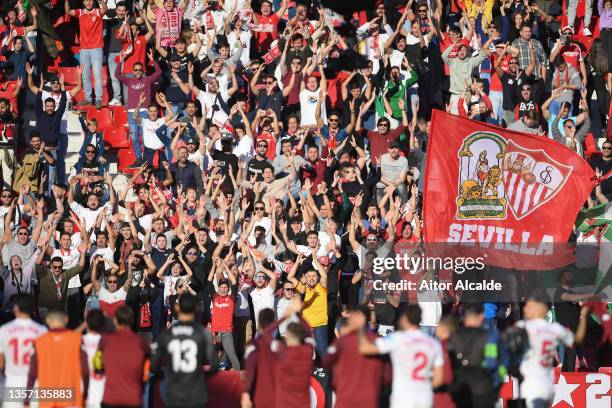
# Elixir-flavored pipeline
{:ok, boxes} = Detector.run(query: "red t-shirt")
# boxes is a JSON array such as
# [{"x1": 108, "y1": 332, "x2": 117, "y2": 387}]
[
  {"x1": 326, "y1": 71, "x2": 350, "y2": 109},
  {"x1": 254, "y1": 14, "x2": 279, "y2": 52},
  {"x1": 490, "y1": 53, "x2": 511, "y2": 92},
  {"x1": 76, "y1": 8, "x2": 104, "y2": 49},
  {"x1": 123, "y1": 35, "x2": 148, "y2": 74},
  {"x1": 211, "y1": 294, "x2": 235, "y2": 332},
  {"x1": 0, "y1": 81, "x2": 19, "y2": 115}
]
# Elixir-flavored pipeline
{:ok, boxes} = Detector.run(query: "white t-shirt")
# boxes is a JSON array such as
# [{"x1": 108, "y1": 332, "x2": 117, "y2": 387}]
[
  {"x1": 517, "y1": 318, "x2": 574, "y2": 401},
  {"x1": 275, "y1": 297, "x2": 299, "y2": 337},
  {"x1": 227, "y1": 30, "x2": 252, "y2": 66},
  {"x1": 141, "y1": 117, "x2": 166, "y2": 150},
  {"x1": 233, "y1": 135, "x2": 254, "y2": 160},
  {"x1": 196, "y1": 90, "x2": 229, "y2": 126},
  {"x1": 0, "y1": 318, "x2": 47, "y2": 385},
  {"x1": 375, "y1": 329, "x2": 444, "y2": 408},
  {"x1": 52, "y1": 248, "x2": 81, "y2": 288},
  {"x1": 249, "y1": 285, "x2": 275, "y2": 328},
  {"x1": 98, "y1": 287, "x2": 127, "y2": 303},
  {"x1": 69, "y1": 201, "x2": 108, "y2": 233},
  {"x1": 82, "y1": 332, "x2": 105, "y2": 408},
  {"x1": 299, "y1": 88, "x2": 326, "y2": 126}
]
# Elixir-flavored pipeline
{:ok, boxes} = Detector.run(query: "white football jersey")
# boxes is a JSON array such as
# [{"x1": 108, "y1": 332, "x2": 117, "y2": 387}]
[
  {"x1": 376, "y1": 329, "x2": 444, "y2": 408},
  {"x1": 0, "y1": 318, "x2": 47, "y2": 382},
  {"x1": 82, "y1": 332, "x2": 105, "y2": 408},
  {"x1": 517, "y1": 318, "x2": 574, "y2": 401}
]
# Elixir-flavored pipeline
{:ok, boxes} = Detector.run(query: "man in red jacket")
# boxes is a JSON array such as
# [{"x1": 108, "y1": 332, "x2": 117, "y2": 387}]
[
  {"x1": 97, "y1": 306, "x2": 150, "y2": 408},
  {"x1": 323, "y1": 305, "x2": 387, "y2": 408}
]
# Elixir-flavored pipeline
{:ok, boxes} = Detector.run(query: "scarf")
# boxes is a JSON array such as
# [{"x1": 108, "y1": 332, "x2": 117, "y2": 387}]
[
  {"x1": 52, "y1": 273, "x2": 64, "y2": 301},
  {"x1": 10, "y1": 269, "x2": 23, "y2": 294},
  {"x1": 159, "y1": 8, "x2": 181, "y2": 46}
]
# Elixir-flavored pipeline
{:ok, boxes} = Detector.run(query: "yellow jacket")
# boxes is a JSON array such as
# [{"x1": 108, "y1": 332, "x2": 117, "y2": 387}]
[{"x1": 465, "y1": 0, "x2": 495, "y2": 30}]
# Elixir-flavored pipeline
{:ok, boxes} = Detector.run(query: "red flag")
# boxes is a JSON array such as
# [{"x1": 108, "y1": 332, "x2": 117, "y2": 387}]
[{"x1": 423, "y1": 110, "x2": 597, "y2": 270}]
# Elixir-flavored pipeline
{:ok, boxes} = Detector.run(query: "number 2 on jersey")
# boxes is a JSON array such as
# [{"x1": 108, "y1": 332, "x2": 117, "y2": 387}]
[
  {"x1": 168, "y1": 339, "x2": 198, "y2": 373},
  {"x1": 9, "y1": 337, "x2": 35, "y2": 366},
  {"x1": 412, "y1": 351, "x2": 429, "y2": 381}
]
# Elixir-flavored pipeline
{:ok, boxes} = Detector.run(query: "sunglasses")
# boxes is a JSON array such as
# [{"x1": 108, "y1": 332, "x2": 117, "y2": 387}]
[
  {"x1": 284, "y1": 287, "x2": 294, "y2": 292},
  {"x1": 257, "y1": 144, "x2": 268, "y2": 148},
  {"x1": 86, "y1": 150, "x2": 96, "y2": 153},
  {"x1": 255, "y1": 206, "x2": 265, "y2": 211},
  {"x1": 265, "y1": 80, "x2": 275, "y2": 84},
  {"x1": 379, "y1": 123, "x2": 389, "y2": 127},
  {"x1": 17, "y1": 232, "x2": 29, "y2": 236},
  {"x1": 107, "y1": 280, "x2": 118, "y2": 284},
  {"x1": 328, "y1": 118, "x2": 339, "y2": 122},
  {"x1": 1, "y1": 194, "x2": 12, "y2": 198},
  {"x1": 603, "y1": 146, "x2": 612, "y2": 150},
  {"x1": 51, "y1": 265, "x2": 63, "y2": 270},
  {"x1": 133, "y1": 68, "x2": 143, "y2": 72},
  {"x1": 418, "y1": 8, "x2": 428, "y2": 12}
]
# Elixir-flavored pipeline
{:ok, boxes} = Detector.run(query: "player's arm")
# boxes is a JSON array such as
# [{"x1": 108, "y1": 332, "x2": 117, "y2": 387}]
[
  {"x1": 203, "y1": 330, "x2": 220, "y2": 375},
  {"x1": 432, "y1": 365, "x2": 444, "y2": 389},
  {"x1": 357, "y1": 328, "x2": 380, "y2": 355}
]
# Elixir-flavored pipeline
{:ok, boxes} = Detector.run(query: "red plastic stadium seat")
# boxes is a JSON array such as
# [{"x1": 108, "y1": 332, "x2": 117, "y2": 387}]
[
  {"x1": 86, "y1": 107, "x2": 113, "y2": 131},
  {"x1": 117, "y1": 147, "x2": 137, "y2": 174},
  {"x1": 58, "y1": 67, "x2": 80, "y2": 86},
  {"x1": 109, "y1": 105, "x2": 129, "y2": 128},
  {"x1": 103, "y1": 127, "x2": 130, "y2": 149}
]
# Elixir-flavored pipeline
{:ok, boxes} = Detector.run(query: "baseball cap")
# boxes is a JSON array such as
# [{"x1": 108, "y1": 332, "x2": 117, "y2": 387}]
[
  {"x1": 561, "y1": 25, "x2": 574, "y2": 34},
  {"x1": 184, "y1": 136, "x2": 197, "y2": 145},
  {"x1": 169, "y1": 54, "x2": 182, "y2": 62}
]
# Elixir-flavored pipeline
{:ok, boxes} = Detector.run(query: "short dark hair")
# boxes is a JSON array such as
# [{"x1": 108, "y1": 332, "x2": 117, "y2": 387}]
[
  {"x1": 178, "y1": 293, "x2": 198, "y2": 314},
  {"x1": 258, "y1": 308, "x2": 276, "y2": 329},
  {"x1": 115, "y1": 306, "x2": 134, "y2": 327},
  {"x1": 44, "y1": 97, "x2": 56, "y2": 105},
  {"x1": 13, "y1": 294, "x2": 35, "y2": 316},
  {"x1": 50, "y1": 256, "x2": 64, "y2": 265},
  {"x1": 86, "y1": 309, "x2": 106, "y2": 332},
  {"x1": 463, "y1": 303, "x2": 484, "y2": 318},
  {"x1": 404, "y1": 304, "x2": 422, "y2": 325}
]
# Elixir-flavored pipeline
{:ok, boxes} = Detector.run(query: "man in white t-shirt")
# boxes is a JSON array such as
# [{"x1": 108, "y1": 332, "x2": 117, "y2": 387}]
[
  {"x1": 248, "y1": 268, "x2": 277, "y2": 329},
  {"x1": 82, "y1": 309, "x2": 106, "y2": 408},
  {"x1": 517, "y1": 295, "x2": 577, "y2": 408},
  {"x1": 68, "y1": 176, "x2": 115, "y2": 232},
  {"x1": 0, "y1": 294, "x2": 47, "y2": 405},
  {"x1": 376, "y1": 141, "x2": 409, "y2": 203},
  {"x1": 359, "y1": 304, "x2": 444, "y2": 408},
  {"x1": 299, "y1": 60, "x2": 327, "y2": 127},
  {"x1": 134, "y1": 93, "x2": 175, "y2": 165}
]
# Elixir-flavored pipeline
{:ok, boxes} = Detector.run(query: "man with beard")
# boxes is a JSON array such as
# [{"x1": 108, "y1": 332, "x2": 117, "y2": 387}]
[
  {"x1": 246, "y1": 138, "x2": 273, "y2": 182},
  {"x1": 90, "y1": 255, "x2": 134, "y2": 317},
  {"x1": 68, "y1": 174, "x2": 115, "y2": 231},
  {"x1": 35, "y1": 246, "x2": 86, "y2": 315},
  {"x1": 356, "y1": 104, "x2": 408, "y2": 167},
  {"x1": 589, "y1": 140, "x2": 612, "y2": 200},
  {"x1": 171, "y1": 146, "x2": 204, "y2": 196},
  {"x1": 298, "y1": 145, "x2": 326, "y2": 195}
]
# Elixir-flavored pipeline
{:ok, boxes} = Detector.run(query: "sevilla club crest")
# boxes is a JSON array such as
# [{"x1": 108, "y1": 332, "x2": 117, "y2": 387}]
[
  {"x1": 456, "y1": 132, "x2": 572, "y2": 221},
  {"x1": 502, "y1": 140, "x2": 572, "y2": 220}
]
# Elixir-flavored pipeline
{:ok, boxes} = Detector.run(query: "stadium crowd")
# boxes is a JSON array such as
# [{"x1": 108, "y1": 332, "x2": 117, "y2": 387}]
[{"x1": 0, "y1": 0, "x2": 610, "y2": 407}]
